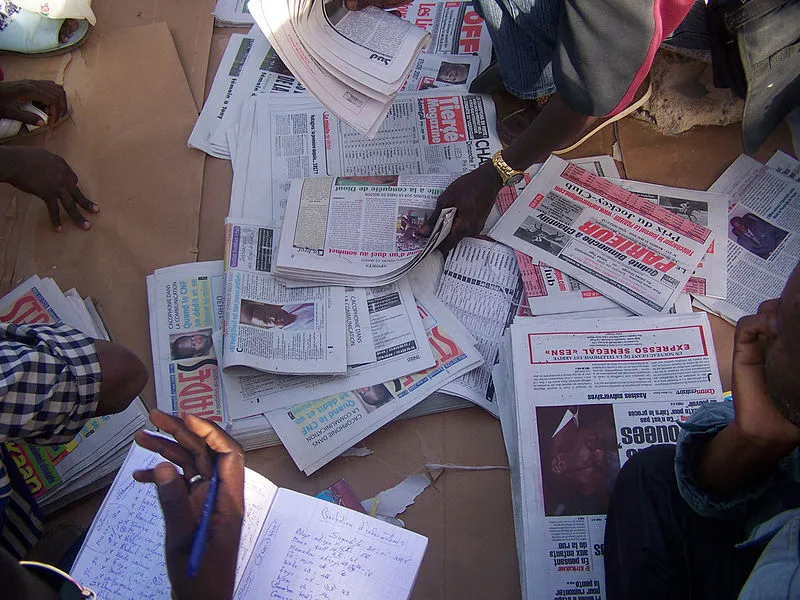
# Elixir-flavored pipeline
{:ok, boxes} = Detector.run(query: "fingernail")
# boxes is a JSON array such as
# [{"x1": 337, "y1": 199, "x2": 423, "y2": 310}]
[
  {"x1": 91, "y1": 204, "x2": 100, "y2": 213},
  {"x1": 153, "y1": 464, "x2": 177, "y2": 486},
  {"x1": 55, "y1": 225, "x2": 62, "y2": 232},
  {"x1": 81, "y1": 221, "x2": 91, "y2": 230}
]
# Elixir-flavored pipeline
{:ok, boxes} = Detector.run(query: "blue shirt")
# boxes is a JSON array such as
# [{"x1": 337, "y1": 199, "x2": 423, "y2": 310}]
[{"x1": 676, "y1": 400, "x2": 800, "y2": 599}]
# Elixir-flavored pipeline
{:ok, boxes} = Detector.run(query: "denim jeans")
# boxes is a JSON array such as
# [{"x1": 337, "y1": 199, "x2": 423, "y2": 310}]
[{"x1": 471, "y1": 0, "x2": 560, "y2": 99}]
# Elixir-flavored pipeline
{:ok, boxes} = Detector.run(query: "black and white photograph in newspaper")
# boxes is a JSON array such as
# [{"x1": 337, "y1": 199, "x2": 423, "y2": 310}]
[
  {"x1": 513, "y1": 217, "x2": 567, "y2": 256},
  {"x1": 536, "y1": 404, "x2": 620, "y2": 517},
  {"x1": 169, "y1": 329, "x2": 215, "y2": 360},
  {"x1": 239, "y1": 299, "x2": 317, "y2": 331},
  {"x1": 657, "y1": 196, "x2": 709, "y2": 226},
  {"x1": 353, "y1": 384, "x2": 396, "y2": 413},
  {"x1": 728, "y1": 207, "x2": 789, "y2": 260}
]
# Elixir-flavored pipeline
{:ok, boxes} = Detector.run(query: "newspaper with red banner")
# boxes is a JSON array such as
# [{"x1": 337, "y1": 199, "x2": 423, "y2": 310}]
[
  {"x1": 228, "y1": 90, "x2": 500, "y2": 226},
  {"x1": 267, "y1": 292, "x2": 483, "y2": 474},
  {"x1": 493, "y1": 312, "x2": 723, "y2": 600},
  {"x1": 1, "y1": 275, "x2": 149, "y2": 511},
  {"x1": 274, "y1": 175, "x2": 456, "y2": 286},
  {"x1": 489, "y1": 156, "x2": 714, "y2": 315}
]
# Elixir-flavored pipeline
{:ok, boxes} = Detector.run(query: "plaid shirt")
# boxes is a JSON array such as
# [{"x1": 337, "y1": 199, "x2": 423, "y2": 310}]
[{"x1": 0, "y1": 323, "x2": 101, "y2": 558}]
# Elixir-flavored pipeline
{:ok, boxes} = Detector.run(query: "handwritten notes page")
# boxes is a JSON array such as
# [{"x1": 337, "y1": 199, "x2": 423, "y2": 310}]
[
  {"x1": 70, "y1": 442, "x2": 278, "y2": 599},
  {"x1": 234, "y1": 488, "x2": 428, "y2": 600}
]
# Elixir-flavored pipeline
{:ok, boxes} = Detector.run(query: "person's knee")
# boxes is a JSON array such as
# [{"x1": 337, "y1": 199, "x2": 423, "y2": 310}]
[{"x1": 94, "y1": 340, "x2": 148, "y2": 416}]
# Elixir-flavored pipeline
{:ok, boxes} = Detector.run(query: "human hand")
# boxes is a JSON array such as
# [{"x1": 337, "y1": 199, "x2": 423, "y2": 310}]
[
  {"x1": 133, "y1": 410, "x2": 245, "y2": 600},
  {"x1": 430, "y1": 161, "x2": 502, "y2": 254},
  {"x1": 732, "y1": 301, "x2": 800, "y2": 448},
  {"x1": 345, "y1": 0, "x2": 411, "y2": 10},
  {"x1": 0, "y1": 80, "x2": 68, "y2": 126},
  {"x1": 0, "y1": 147, "x2": 97, "y2": 231}
]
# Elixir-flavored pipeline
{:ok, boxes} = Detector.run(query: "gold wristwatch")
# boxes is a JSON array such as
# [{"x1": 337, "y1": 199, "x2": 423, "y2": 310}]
[{"x1": 491, "y1": 150, "x2": 525, "y2": 186}]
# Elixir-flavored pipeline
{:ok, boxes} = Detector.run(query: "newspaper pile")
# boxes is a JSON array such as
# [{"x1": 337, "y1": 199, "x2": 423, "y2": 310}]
[
  {"x1": 1, "y1": 276, "x2": 150, "y2": 513},
  {"x1": 493, "y1": 312, "x2": 724, "y2": 600},
  {"x1": 248, "y1": 0, "x2": 431, "y2": 136}
]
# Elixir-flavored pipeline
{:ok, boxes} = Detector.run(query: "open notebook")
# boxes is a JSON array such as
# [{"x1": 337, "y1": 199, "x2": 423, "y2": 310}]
[{"x1": 70, "y1": 443, "x2": 427, "y2": 600}]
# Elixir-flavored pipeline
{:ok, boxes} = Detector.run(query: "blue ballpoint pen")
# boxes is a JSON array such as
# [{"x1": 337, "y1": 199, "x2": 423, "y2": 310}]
[{"x1": 187, "y1": 457, "x2": 220, "y2": 578}]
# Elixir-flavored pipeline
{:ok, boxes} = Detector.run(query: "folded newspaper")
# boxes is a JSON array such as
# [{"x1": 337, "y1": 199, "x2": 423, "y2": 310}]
[
  {"x1": 490, "y1": 155, "x2": 715, "y2": 315},
  {"x1": 494, "y1": 312, "x2": 723, "y2": 600},
  {"x1": 267, "y1": 292, "x2": 483, "y2": 474},
  {"x1": 274, "y1": 175, "x2": 456, "y2": 287},
  {"x1": 693, "y1": 151, "x2": 799, "y2": 324},
  {"x1": 1, "y1": 276, "x2": 151, "y2": 513},
  {"x1": 249, "y1": 0, "x2": 430, "y2": 136}
]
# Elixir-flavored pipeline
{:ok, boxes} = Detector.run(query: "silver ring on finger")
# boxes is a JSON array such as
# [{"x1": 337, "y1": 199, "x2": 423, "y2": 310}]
[{"x1": 187, "y1": 474, "x2": 204, "y2": 486}]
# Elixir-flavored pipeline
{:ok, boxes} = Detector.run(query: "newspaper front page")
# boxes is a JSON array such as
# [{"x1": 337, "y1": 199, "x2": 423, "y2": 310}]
[
  {"x1": 275, "y1": 175, "x2": 455, "y2": 286},
  {"x1": 490, "y1": 156, "x2": 714, "y2": 315},
  {"x1": 222, "y1": 276, "x2": 434, "y2": 419},
  {"x1": 229, "y1": 90, "x2": 500, "y2": 225},
  {"x1": 222, "y1": 218, "x2": 347, "y2": 374},
  {"x1": 146, "y1": 261, "x2": 228, "y2": 424},
  {"x1": 694, "y1": 154, "x2": 800, "y2": 323},
  {"x1": 435, "y1": 237, "x2": 523, "y2": 416},
  {"x1": 267, "y1": 292, "x2": 483, "y2": 474},
  {"x1": 497, "y1": 313, "x2": 722, "y2": 600},
  {"x1": 395, "y1": 0, "x2": 493, "y2": 68}
]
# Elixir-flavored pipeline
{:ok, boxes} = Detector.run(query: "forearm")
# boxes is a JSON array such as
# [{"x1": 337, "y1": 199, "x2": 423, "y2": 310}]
[
  {"x1": 694, "y1": 421, "x2": 797, "y2": 497},
  {"x1": 501, "y1": 93, "x2": 594, "y2": 171},
  {"x1": 0, "y1": 146, "x2": 21, "y2": 182}
]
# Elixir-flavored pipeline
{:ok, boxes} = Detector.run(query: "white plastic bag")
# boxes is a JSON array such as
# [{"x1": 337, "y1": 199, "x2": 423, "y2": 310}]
[{"x1": 13, "y1": 0, "x2": 96, "y2": 25}]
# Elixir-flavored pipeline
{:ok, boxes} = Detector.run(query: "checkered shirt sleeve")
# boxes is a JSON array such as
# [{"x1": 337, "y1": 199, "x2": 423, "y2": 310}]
[{"x1": 0, "y1": 323, "x2": 101, "y2": 445}]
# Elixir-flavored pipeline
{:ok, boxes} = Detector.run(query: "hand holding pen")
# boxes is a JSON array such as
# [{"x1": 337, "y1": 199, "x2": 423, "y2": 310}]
[{"x1": 133, "y1": 410, "x2": 246, "y2": 600}]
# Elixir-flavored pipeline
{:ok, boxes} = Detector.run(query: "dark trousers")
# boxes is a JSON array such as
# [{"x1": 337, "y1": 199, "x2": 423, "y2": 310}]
[{"x1": 604, "y1": 445, "x2": 761, "y2": 600}]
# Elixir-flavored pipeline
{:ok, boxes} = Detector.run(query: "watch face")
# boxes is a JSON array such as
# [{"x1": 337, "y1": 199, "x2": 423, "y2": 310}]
[{"x1": 506, "y1": 172, "x2": 525, "y2": 186}]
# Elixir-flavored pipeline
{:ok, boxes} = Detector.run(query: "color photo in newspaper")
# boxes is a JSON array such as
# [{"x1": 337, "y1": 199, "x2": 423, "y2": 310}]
[
  {"x1": 497, "y1": 313, "x2": 723, "y2": 600},
  {"x1": 490, "y1": 156, "x2": 714, "y2": 315}
]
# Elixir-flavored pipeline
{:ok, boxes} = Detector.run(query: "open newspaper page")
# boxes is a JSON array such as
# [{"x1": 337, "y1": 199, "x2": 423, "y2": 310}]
[
  {"x1": 230, "y1": 90, "x2": 499, "y2": 225},
  {"x1": 1, "y1": 277, "x2": 149, "y2": 505},
  {"x1": 435, "y1": 237, "x2": 523, "y2": 416},
  {"x1": 694, "y1": 154, "x2": 800, "y2": 324},
  {"x1": 497, "y1": 313, "x2": 723, "y2": 600},
  {"x1": 490, "y1": 156, "x2": 714, "y2": 315},
  {"x1": 275, "y1": 176, "x2": 455, "y2": 286},
  {"x1": 395, "y1": 0, "x2": 493, "y2": 67},
  {"x1": 767, "y1": 149, "x2": 800, "y2": 181},
  {"x1": 249, "y1": 0, "x2": 394, "y2": 137},
  {"x1": 267, "y1": 292, "x2": 483, "y2": 474},
  {"x1": 223, "y1": 218, "x2": 347, "y2": 374},
  {"x1": 146, "y1": 261, "x2": 228, "y2": 424},
  {"x1": 214, "y1": 0, "x2": 254, "y2": 25},
  {"x1": 488, "y1": 156, "x2": 625, "y2": 316},
  {"x1": 221, "y1": 274, "x2": 434, "y2": 418},
  {"x1": 298, "y1": 0, "x2": 431, "y2": 94}
]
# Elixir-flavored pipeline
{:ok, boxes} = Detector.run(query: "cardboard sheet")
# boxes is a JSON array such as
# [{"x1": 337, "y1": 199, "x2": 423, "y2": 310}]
[
  {"x1": 2, "y1": 23, "x2": 204, "y2": 405},
  {"x1": 92, "y1": 0, "x2": 215, "y2": 110}
]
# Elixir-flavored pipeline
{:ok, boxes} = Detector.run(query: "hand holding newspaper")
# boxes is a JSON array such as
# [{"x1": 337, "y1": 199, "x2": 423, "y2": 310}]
[
  {"x1": 490, "y1": 156, "x2": 715, "y2": 315},
  {"x1": 275, "y1": 175, "x2": 456, "y2": 286},
  {"x1": 248, "y1": 0, "x2": 430, "y2": 136}
]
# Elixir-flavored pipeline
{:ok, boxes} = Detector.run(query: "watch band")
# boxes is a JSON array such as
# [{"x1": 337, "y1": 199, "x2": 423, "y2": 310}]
[{"x1": 491, "y1": 150, "x2": 525, "y2": 186}]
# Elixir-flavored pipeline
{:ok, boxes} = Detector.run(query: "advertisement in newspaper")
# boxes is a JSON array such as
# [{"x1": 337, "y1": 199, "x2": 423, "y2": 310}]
[
  {"x1": 435, "y1": 238, "x2": 523, "y2": 416},
  {"x1": 502, "y1": 313, "x2": 722, "y2": 600},
  {"x1": 241, "y1": 90, "x2": 499, "y2": 224},
  {"x1": 146, "y1": 261, "x2": 227, "y2": 424},
  {"x1": 275, "y1": 175, "x2": 455, "y2": 285},
  {"x1": 267, "y1": 292, "x2": 483, "y2": 474},
  {"x1": 490, "y1": 156, "x2": 714, "y2": 315},
  {"x1": 223, "y1": 219, "x2": 347, "y2": 374},
  {"x1": 694, "y1": 154, "x2": 800, "y2": 324},
  {"x1": 222, "y1": 276, "x2": 434, "y2": 419},
  {"x1": 396, "y1": 0, "x2": 492, "y2": 68}
]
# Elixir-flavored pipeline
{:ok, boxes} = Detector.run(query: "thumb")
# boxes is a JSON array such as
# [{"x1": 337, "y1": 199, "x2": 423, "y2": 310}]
[{"x1": 153, "y1": 463, "x2": 194, "y2": 557}]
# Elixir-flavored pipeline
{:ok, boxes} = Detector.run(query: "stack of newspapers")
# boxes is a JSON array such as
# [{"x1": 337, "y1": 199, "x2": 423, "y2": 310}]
[
  {"x1": 248, "y1": 0, "x2": 431, "y2": 136},
  {"x1": 1, "y1": 276, "x2": 150, "y2": 513}
]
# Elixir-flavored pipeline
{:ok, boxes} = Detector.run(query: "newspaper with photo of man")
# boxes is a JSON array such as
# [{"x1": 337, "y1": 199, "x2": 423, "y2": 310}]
[
  {"x1": 494, "y1": 312, "x2": 723, "y2": 600},
  {"x1": 220, "y1": 274, "x2": 435, "y2": 419},
  {"x1": 222, "y1": 218, "x2": 348, "y2": 374},
  {"x1": 490, "y1": 156, "x2": 715, "y2": 315},
  {"x1": 693, "y1": 152, "x2": 800, "y2": 324},
  {"x1": 267, "y1": 292, "x2": 483, "y2": 474},
  {"x1": 274, "y1": 175, "x2": 456, "y2": 286}
]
